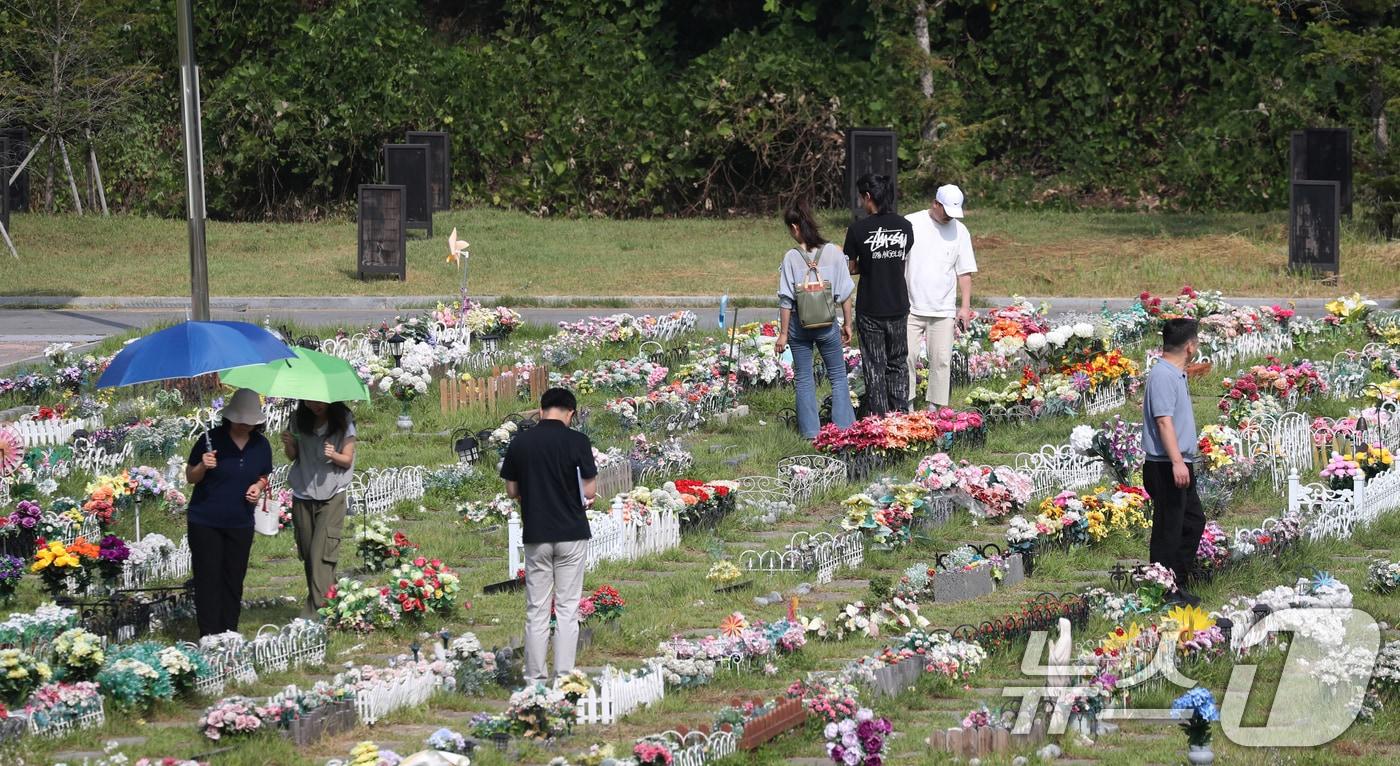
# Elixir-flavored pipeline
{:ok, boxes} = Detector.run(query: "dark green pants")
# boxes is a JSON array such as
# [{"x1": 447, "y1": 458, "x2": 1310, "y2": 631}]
[{"x1": 291, "y1": 492, "x2": 348, "y2": 617}]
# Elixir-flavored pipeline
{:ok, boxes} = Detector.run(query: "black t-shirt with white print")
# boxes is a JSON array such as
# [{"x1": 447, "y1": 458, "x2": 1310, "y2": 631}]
[{"x1": 843, "y1": 213, "x2": 913, "y2": 319}]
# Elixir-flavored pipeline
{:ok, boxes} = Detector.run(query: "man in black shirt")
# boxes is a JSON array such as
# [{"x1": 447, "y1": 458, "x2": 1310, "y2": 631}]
[
  {"x1": 845, "y1": 173, "x2": 913, "y2": 414},
  {"x1": 500, "y1": 387, "x2": 598, "y2": 681}
]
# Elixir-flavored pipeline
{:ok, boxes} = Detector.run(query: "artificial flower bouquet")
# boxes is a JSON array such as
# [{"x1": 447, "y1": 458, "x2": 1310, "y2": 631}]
[
  {"x1": 1132, "y1": 563, "x2": 1178, "y2": 609},
  {"x1": 627, "y1": 434, "x2": 694, "y2": 477},
  {"x1": 840, "y1": 487, "x2": 917, "y2": 549},
  {"x1": 505, "y1": 682, "x2": 574, "y2": 739},
  {"x1": 24, "y1": 681, "x2": 102, "y2": 732},
  {"x1": 551, "y1": 355, "x2": 670, "y2": 394},
  {"x1": 1194, "y1": 521, "x2": 1233, "y2": 575},
  {"x1": 671, "y1": 478, "x2": 736, "y2": 529},
  {"x1": 632, "y1": 740, "x2": 675, "y2": 766},
  {"x1": 1325, "y1": 293, "x2": 1377, "y2": 326},
  {"x1": 0, "y1": 554, "x2": 23, "y2": 602},
  {"x1": 554, "y1": 669, "x2": 593, "y2": 704},
  {"x1": 198, "y1": 695, "x2": 264, "y2": 740},
  {"x1": 320, "y1": 578, "x2": 398, "y2": 632},
  {"x1": 1172, "y1": 687, "x2": 1220, "y2": 747},
  {"x1": 823, "y1": 707, "x2": 893, "y2": 766},
  {"x1": 1321, "y1": 452, "x2": 1362, "y2": 490},
  {"x1": 1218, "y1": 358, "x2": 1326, "y2": 424},
  {"x1": 585, "y1": 585, "x2": 625, "y2": 623},
  {"x1": 814, "y1": 409, "x2": 983, "y2": 455},
  {"x1": 1197, "y1": 424, "x2": 1255, "y2": 484},
  {"x1": 52, "y1": 627, "x2": 106, "y2": 681},
  {"x1": 1164, "y1": 604, "x2": 1224, "y2": 658},
  {"x1": 1011, "y1": 484, "x2": 1151, "y2": 550},
  {"x1": 706, "y1": 560, "x2": 742, "y2": 587},
  {"x1": 387, "y1": 558, "x2": 461, "y2": 617},
  {"x1": 458, "y1": 493, "x2": 515, "y2": 526},
  {"x1": 1070, "y1": 415, "x2": 1145, "y2": 484},
  {"x1": 1368, "y1": 559, "x2": 1400, "y2": 594},
  {"x1": 95, "y1": 534, "x2": 131, "y2": 586},
  {"x1": 0, "y1": 648, "x2": 52, "y2": 705},
  {"x1": 355, "y1": 518, "x2": 419, "y2": 573},
  {"x1": 1343, "y1": 444, "x2": 1394, "y2": 479},
  {"x1": 31, "y1": 537, "x2": 98, "y2": 597},
  {"x1": 787, "y1": 678, "x2": 860, "y2": 723}
]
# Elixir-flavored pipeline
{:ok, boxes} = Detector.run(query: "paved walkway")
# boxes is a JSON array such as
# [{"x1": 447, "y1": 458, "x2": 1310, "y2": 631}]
[{"x1": 0, "y1": 294, "x2": 1332, "y2": 370}]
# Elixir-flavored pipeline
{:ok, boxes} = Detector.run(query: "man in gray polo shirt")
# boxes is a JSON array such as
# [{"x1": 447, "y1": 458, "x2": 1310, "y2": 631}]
[{"x1": 1142, "y1": 318, "x2": 1204, "y2": 605}]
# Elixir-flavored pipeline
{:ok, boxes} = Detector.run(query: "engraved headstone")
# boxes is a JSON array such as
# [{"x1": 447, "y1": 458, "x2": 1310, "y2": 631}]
[
  {"x1": 406, "y1": 131, "x2": 451, "y2": 211},
  {"x1": 1291, "y1": 128, "x2": 1352, "y2": 217},
  {"x1": 1288, "y1": 180, "x2": 1340, "y2": 274},
  {"x1": 357, "y1": 184, "x2": 407, "y2": 280},
  {"x1": 383, "y1": 143, "x2": 433, "y2": 235},
  {"x1": 845, "y1": 127, "x2": 897, "y2": 219}
]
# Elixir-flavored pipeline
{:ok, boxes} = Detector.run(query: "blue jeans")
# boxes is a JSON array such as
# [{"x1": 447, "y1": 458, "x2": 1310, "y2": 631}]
[{"x1": 788, "y1": 322, "x2": 857, "y2": 438}]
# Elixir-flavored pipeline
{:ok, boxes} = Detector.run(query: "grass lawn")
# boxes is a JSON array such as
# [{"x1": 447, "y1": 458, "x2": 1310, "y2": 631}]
[
  {"x1": 3, "y1": 208, "x2": 1399, "y2": 299},
  {"x1": 3, "y1": 319, "x2": 1400, "y2": 765}
]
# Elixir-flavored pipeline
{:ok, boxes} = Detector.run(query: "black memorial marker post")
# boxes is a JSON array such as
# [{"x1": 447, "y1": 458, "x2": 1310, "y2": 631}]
[
  {"x1": 357, "y1": 184, "x2": 408, "y2": 281},
  {"x1": 1291, "y1": 128, "x2": 1352, "y2": 218},
  {"x1": 845, "y1": 128, "x2": 898, "y2": 219},
  {"x1": 1289, "y1": 179, "x2": 1341, "y2": 278},
  {"x1": 384, "y1": 143, "x2": 433, "y2": 236},
  {"x1": 406, "y1": 131, "x2": 451, "y2": 212}
]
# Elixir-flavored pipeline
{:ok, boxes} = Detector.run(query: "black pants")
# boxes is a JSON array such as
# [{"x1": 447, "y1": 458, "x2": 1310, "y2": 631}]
[
  {"x1": 856, "y1": 313, "x2": 908, "y2": 415},
  {"x1": 188, "y1": 522, "x2": 255, "y2": 637},
  {"x1": 1142, "y1": 461, "x2": 1205, "y2": 587}
]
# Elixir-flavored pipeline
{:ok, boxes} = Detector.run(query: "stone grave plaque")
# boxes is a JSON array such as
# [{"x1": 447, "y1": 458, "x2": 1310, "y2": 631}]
[
  {"x1": 933, "y1": 567, "x2": 995, "y2": 603},
  {"x1": 1291, "y1": 128, "x2": 1352, "y2": 217},
  {"x1": 406, "y1": 130, "x2": 451, "y2": 211},
  {"x1": 1288, "y1": 180, "x2": 1340, "y2": 274},
  {"x1": 383, "y1": 143, "x2": 432, "y2": 235},
  {"x1": 1, "y1": 127, "x2": 28, "y2": 212},
  {"x1": 357, "y1": 184, "x2": 406, "y2": 280},
  {"x1": 845, "y1": 127, "x2": 897, "y2": 219}
]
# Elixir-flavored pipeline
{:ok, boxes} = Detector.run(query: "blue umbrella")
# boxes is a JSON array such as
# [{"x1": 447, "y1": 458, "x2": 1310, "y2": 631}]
[{"x1": 97, "y1": 320, "x2": 296, "y2": 388}]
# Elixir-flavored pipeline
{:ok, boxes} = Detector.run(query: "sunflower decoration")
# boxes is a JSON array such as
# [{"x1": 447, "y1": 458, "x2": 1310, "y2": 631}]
[
  {"x1": 1163, "y1": 604, "x2": 1215, "y2": 645},
  {"x1": 0, "y1": 427, "x2": 22, "y2": 477},
  {"x1": 1098, "y1": 622, "x2": 1143, "y2": 655}
]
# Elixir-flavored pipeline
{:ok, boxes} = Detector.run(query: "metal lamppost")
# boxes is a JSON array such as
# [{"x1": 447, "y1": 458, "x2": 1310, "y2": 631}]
[{"x1": 177, "y1": 0, "x2": 210, "y2": 320}]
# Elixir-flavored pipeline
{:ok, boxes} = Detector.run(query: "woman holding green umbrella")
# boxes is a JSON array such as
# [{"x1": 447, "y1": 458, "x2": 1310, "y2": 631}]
[
  {"x1": 220, "y1": 346, "x2": 370, "y2": 617},
  {"x1": 282, "y1": 401, "x2": 357, "y2": 618}
]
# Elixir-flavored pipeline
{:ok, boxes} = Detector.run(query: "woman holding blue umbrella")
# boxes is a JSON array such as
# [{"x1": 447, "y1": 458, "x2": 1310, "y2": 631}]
[{"x1": 185, "y1": 388, "x2": 273, "y2": 636}]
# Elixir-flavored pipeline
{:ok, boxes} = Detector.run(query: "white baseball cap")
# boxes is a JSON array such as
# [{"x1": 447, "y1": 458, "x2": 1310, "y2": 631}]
[{"x1": 936, "y1": 184, "x2": 965, "y2": 218}]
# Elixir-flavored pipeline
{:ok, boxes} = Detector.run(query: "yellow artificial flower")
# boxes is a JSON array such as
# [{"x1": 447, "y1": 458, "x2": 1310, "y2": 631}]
[
  {"x1": 1101, "y1": 622, "x2": 1143, "y2": 654},
  {"x1": 1164, "y1": 604, "x2": 1215, "y2": 644}
]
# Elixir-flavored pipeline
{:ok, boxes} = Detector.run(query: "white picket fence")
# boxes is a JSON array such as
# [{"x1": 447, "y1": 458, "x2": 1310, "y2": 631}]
[
  {"x1": 656, "y1": 729, "x2": 740, "y2": 766},
  {"x1": 740, "y1": 530, "x2": 865, "y2": 584},
  {"x1": 250, "y1": 620, "x2": 329, "y2": 674},
  {"x1": 5, "y1": 416, "x2": 103, "y2": 447},
  {"x1": 1083, "y1": 378, "x2": 1128, "y2": 417},
  {"x1": 507, "y1": 504, "x2": 681, "y2": 580},
  {"x1": 349, "y1": 466, "x2": 426, "y2": 517},
  {"x1": 1201, "y1": 327, "x2": 1293, "y2": 369},
  {"x1": 574, "y1": 664, "x2": 666, "y2": 725},
  {"x1": 25, "y1": 696, "x2": 106, "y2": 738},
  {"x1": 70, "y1": 437, "x2": 133, "y2": 476},
  {"x1": 354, "y1": 665, "x2": 446, "y2": 726},
  {"x1": 120, "y1": 535, "x2": 193, "y2": 589},
  {"x1": 1014, "y1": 443, "x2": 1106, "y2": 499},
  {"x1": 1288, "y1": 467, "x2": 1400, "y2": 542}
]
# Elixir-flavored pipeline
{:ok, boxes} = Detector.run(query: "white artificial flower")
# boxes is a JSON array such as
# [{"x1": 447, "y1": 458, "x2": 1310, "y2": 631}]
[
  {"x1": 1025, "y1": 333, "x2": 1047, "y2": 351},
  {"x1": 1073, "y1": 322, "x2": 1094, "y2": 338},
  {"x1": 1070, "y1": 425, "x2": 1097, "y2": 454}
]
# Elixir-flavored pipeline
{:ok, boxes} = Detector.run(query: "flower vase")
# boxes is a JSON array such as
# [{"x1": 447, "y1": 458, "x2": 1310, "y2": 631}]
[
  {"x1": 1187, "y1": 744, "x2": 1215, "y2": 764},
  {"x1": 396, "y1": 401, "x2": 413, "y2": 431}
]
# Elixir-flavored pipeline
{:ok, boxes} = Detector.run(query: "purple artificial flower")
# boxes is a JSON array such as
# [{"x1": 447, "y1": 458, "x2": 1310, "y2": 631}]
[
  {"x1": 856, "y1": 720, "x2": 877, "y2": 740},
  {"x1": 18, "y1": 516, "x2": 36, "y2": 529},
  {"x1": 864, "y1": 756, "x2": 883, "y2": 766},
  {"x1": 98, "y1": 534, "x2": 130, "y2": 563},
  {"x1": 862, "y1": 735, "x2": 884, "y2": 754}
]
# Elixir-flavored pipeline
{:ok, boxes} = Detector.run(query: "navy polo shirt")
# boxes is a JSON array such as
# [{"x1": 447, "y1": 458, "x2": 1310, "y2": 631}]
[{"x1": 187, "y1": 425, "x2": 274, "y2": 528}]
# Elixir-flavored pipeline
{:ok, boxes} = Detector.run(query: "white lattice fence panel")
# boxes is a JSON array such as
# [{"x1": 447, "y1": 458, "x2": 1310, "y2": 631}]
[
  {"x1": 1014, "y1": 444, "x2": 1105, "y2": 498},
  {"x1": 26, "y1": 697, "x2": 105, "y2": 738},
  {"x1": 354, "y1": 668, "x2": 443, "y2": 726},
  {"x1": 1084, "y1": 379, "x2": 1128, "y2": 416}
]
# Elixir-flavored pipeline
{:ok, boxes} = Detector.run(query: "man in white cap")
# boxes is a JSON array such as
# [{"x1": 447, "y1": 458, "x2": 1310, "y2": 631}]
[{"x1": 903, "y1": 184, "x2": 977, "y2": 409}]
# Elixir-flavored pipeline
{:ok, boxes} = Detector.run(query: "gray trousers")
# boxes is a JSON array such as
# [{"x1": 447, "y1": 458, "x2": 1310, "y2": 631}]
[
  {"x1": 291, "y1": 492, "x2": 348, "y2": 618},
  {"x1": 523, "y1": 539, "x2": 588, "y2": 682}
]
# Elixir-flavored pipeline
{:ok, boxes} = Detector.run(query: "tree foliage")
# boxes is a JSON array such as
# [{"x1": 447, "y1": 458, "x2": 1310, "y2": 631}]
[{"x1": 1, "y1": 0, "x2": 1394, "y2": 223}]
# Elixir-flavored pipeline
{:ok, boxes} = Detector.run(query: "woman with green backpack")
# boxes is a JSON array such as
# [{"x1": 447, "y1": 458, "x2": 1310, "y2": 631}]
[{"x1": 775, "y1": 201, "x2": 858, "y2": 439}]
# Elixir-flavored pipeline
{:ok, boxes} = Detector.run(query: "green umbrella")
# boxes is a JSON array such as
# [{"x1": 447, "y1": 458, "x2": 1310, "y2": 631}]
[{"x1": 220, "y1": 347, "x2": 370, "y2": 403}]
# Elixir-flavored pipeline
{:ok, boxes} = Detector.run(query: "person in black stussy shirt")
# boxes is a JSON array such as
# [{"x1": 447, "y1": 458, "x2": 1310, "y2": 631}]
[{"x1": 845, "y1": 173, "x2": 913, "y2": 414}]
